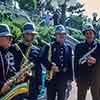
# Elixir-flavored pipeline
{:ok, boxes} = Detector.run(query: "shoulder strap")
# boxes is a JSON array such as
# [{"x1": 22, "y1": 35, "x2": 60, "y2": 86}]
[
  {"x1": 15, "y1": 43, "x2": 32, "y2": 65},
  {"x1": 15, "y1": 43, "x2": 28, "y2": 63},
  {"x1": 21, "y1": 44, "x2": 32, "y2": 65},
  {"x1": 48, "y1": 43, "x2": 52, "y2": 63}
]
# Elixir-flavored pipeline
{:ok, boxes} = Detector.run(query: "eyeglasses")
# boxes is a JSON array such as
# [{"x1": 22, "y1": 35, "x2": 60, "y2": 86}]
[{"x1": 6, "y1": 36, "x2": 13, "y2": 41}]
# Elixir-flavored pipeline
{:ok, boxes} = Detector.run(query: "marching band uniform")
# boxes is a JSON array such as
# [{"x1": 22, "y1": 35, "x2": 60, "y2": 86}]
[
  {"x1": 74, "y1": 24, "x2": 100, "y2": 100},
  {"x1": 41, "y1": 25, "x2": 73, "y2": 100},
  {"x1": 10, "y1": 23, "x2": 42, "y2": 100},
  {"x1": 0, "y1": 24, "x2": 16, "y2": 95}
]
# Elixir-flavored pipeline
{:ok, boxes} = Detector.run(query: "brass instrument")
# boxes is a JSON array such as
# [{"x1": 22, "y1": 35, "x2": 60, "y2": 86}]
[
  {"x1": 46, "y1": 63, "x2": 57, "y2": 81},
  {"x1": 0, "y1": 43, "x2": 34, "y2": 99},
  {"x1": 0, "y1": 82, "x2": 28, "y2": 100},
  {"x1": 79, "y1": 45, "x2": 97, "y2": 64},
  {"x1": 0, "y1": 62, "x2": 34, "y2": 98},
  {"x1": 46, "y1": 69, "x2": 54, "y2": 81},
  {"x1": 46, "y1": 44, "x2": 58, "y2": 81}
]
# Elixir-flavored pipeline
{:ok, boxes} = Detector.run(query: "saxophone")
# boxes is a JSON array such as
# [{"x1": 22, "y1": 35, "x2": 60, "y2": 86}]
[
  {"x1": 0, "y1": 62, "x2": 34, "y2": 98},
  {"x1": 46, "y1": 43, "x2": 53, "y2": 81},
  {"x1": 46, "y1": 63, "x2": 57, "y2": 81},
  {"x1": 46, "y1": 70, "x2": 54, "y2": 81},
  {"x1": 0, "y1": 43, "x2": 34, "y2": 99}
]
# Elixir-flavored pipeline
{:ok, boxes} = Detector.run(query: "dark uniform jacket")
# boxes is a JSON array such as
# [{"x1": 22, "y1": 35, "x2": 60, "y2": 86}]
[
  {"x1": 74, "y1": 41, "x2": 100, "y2": 82},
  {"x1": 0, "y1": 47, "x2": 16, "y2": 91},
  {"x1": 10, "y1": 42, "x2": 42, "y2": 93},
  {"x1": 41, "y1": 41, "x2": 73, "y2": 82}
]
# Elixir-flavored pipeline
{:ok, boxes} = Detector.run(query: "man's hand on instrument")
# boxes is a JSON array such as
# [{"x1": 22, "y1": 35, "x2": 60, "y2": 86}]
[
  {"x1": 51, "y1": 65, "x2": 59, "y2": 73},
  {"x1": 1, "y1": 80, "x2": 13, "y2": 94},
  {"x1": 87, "y1": 56, "x2": 96, "y2": 64},
  {"x1": 67, "y1": 80, "x2": 72, "y2": 93}
]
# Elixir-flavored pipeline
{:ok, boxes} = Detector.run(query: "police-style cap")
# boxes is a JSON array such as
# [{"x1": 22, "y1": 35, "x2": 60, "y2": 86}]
[
  {"x1": 0, "y1": 24, "x2": 12, "y2": 37},
  {"x1": 23, "y1": 22, "x2": 37, "y2": 35},
  {"x1": 55, "y1": 24, "x2": 66, "y2": 34},
  {"x1": 82, "y1": 23, "x2": 96, "y2": 35}
]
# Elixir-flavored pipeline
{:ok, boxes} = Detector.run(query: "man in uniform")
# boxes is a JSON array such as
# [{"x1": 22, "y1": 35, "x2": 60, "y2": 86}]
[
  {"x1": 10, "y1": 22, "x2": 42, "y2": 100},
  {"x1": 41, "y1": 25, "x2": 73, "y2": 100},
  {"x1": 0, "y1": 24, "x2": 16, "y2": 97},
  {"x1": 74, "y1": 23, "x2": 100, "y2": 100}
]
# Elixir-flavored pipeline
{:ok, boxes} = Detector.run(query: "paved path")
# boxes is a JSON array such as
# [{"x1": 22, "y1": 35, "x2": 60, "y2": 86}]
[{"x1": 68, "y1": 81, "x2": 92, "y2": 100}]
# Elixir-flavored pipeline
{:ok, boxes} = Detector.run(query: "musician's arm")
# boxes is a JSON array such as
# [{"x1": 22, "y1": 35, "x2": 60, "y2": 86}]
[
  {"x1": 34, "y1": 63, "x2": 42, "y2": 92},
  {"x1": 28, "y1": 64, "x2": 42, "y2": 98},
  {"x1": 67, "y1": 46, "x2": 73, "y2": 81},
  {"x1": 91, "y1": 46, "x2": 100, "y2": 65},
  {"x1": 0, "y1": 81, "x2": 5, "y2": 91},
  {"x1": 29, "y1": 47, "x2": 42, "y2": 94},
  {"x1": 40, "y1": 45, "x2": 52, "y2": 70},
  {"x1": 74, "y1": 44, "x2": 80, "y2": 81},
  {"x1": 0, "y1": 80, "x2": 13, "y2": 95}
]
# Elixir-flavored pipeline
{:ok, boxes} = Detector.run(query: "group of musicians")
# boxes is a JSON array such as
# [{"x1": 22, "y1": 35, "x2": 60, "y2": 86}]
[{"x1": 0, "y1": 22, "x2": 100, "y2": 100}]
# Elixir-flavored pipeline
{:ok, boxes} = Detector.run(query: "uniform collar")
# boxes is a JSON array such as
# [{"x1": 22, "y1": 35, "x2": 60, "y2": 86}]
[
  {"x1": 55, "y1": 41, "x2": 65, "y2": 47},
  {"x1": 85, "y1": 40, "x2": 97, "y2": 48},
  {"x1": 21, "y1": 41, "x2": 33, "y2": 47}
]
